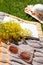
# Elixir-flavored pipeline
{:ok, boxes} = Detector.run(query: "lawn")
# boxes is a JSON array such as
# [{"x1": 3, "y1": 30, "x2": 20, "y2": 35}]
[{"x1": 0, "y1": 0, "x2": 43, "y2": 30}]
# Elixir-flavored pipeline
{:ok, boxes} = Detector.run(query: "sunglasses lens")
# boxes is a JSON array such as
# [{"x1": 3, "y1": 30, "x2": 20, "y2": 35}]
[
  {"x1": 9, "y1": 45, "x2": 18, "y2": 54},
  {"x1": 20, "y1": 52, "x2": 31, "y2": 60}
]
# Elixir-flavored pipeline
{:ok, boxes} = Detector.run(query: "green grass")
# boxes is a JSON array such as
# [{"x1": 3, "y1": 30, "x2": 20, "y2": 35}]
[{"x1": 0, "y1": 0, "x2": 43, "y2": 30}]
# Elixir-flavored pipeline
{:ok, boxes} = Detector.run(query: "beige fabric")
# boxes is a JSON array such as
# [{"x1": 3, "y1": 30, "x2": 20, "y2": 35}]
[{"x1": 0, "y1": 42, "x2": 9, "y2": 65}]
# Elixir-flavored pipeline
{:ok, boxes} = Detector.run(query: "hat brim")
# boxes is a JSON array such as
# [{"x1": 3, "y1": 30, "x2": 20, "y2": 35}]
[{"x1": 25, "y1": 5, "x2": 43, "y2": 24}]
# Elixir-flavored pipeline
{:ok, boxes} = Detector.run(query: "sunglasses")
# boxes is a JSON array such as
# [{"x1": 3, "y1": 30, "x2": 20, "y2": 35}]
[{"x1": 9, "y1": 45, "x2": 33, "y2": 63}]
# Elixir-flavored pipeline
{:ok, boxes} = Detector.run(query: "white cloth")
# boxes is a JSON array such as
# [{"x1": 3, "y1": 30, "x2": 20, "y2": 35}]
[{"x1": 3, "y1": 16, "x2": 38, "y2": 38}]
